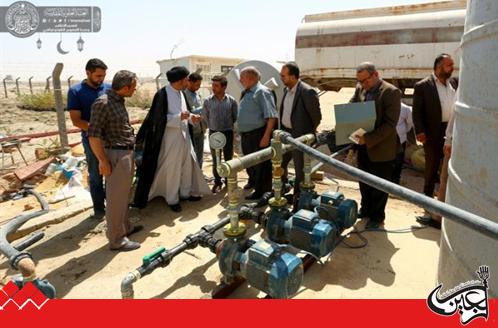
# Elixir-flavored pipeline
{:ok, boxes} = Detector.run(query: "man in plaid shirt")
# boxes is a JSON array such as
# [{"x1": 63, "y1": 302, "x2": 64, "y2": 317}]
[{"x1": 88, "y1": 70, "x2": 143, "y2": 252}]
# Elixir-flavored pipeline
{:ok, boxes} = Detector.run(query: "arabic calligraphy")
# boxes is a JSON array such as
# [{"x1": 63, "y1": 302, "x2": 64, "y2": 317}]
[{"x1": 427, "y1": 266, "x2": 490, "y2": 325}]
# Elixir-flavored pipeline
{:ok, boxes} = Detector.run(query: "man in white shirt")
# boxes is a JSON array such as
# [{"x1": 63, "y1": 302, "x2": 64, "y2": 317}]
[{"x1": 393, "y1": 102, "x2": 414, "y2": 184}]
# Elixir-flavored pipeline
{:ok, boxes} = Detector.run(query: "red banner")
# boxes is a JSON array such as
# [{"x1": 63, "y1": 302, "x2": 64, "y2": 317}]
[{"x1": 0, "y1": 299, "x2": 496, "y2": 327}]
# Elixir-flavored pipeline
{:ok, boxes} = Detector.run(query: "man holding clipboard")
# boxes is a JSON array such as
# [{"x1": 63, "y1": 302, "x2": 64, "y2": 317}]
[{"x1": 349, "y1": 62, "x2": 401, "y2": 229}]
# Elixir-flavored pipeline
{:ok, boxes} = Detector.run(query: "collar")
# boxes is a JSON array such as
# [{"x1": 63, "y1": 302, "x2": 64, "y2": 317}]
[
  {"x1": 433, "y1": 73, "x2": 450, "y2": 87},
  {"x1": 166, "y1": 85, "x2": 181, "y2": 94},
  {"x1": 82, "y1": 79, "x2": 104, "y2": 91},
  {"x1": 214, "y1": 93, "x2": 227, "y2": 101},
  {"x1": 106, "y1": 89, "x2": 124, "y2": 103},
  {"x1": 248, "y1": 82, "x2": 261, "y2": 94},
  {"x1": 287, "y1": 81, "x2": 299, "y2": 94},
  {"x1": 366, "y1": 79, "x2": 382, "y2": 94}
]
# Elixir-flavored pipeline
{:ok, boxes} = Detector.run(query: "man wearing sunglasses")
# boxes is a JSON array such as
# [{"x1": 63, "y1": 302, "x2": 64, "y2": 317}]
[{"x1": 350, "y1": 62, "x2": 401, "y2": 230}]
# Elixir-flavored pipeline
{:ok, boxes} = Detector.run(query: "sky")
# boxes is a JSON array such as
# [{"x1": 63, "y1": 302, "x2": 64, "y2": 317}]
[{"x1": 0, "y1": 0, "x2": 450, "y2": 80}]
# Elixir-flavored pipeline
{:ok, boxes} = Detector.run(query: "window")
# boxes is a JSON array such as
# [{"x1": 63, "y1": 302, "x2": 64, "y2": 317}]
[
  {"x1": 221, "y1": 65, "x2": 234, "y2": 74},
  {"x1": 195, "y1": 64, "x2": 211, "y2": 73}
]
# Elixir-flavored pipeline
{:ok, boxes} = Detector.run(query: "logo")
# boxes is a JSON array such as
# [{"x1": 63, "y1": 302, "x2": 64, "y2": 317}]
[
  {"x1": 4, "y1": 1, "x2": 39, "y2": 38},
  {"x1": 0, "y1": 281, "x2": 49, "y2": 310},
  {"x1": 427, "y1": 266, "x2": 490, "y2": 325}
]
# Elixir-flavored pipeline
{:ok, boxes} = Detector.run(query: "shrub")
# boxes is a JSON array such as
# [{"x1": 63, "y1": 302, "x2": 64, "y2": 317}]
[
  {"x1": 126, "y1": 89, "x2": 152, "y2": 109},
  {"x1": 18, "y1": 92, "x2": 67, "y2": 111}
]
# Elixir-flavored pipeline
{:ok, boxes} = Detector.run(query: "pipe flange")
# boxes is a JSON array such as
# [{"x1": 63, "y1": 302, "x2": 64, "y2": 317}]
[
  {"x1": 218, "y1": 163, "x2": 231, "y2": 178},
  {"x1": 268, "y1": 197, "x2": 288, "y2": 208},
  {"x1": 300, "y1": 181, "x2": 315, "y2": 190},
  {"x1": 9, "y1": 252, "x2": 33, "y2": 270},
  {"x1": 223, "y1": 223, "x2": 247, "y2": 238},
  {"x1": 272, "y1": 167, "x2": 284, "y2": 178}
]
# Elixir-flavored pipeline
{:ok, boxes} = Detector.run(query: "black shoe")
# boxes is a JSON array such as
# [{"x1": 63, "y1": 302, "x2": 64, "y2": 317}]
[
  {"x1": 169, "y1": 203, "x2": 182, "y2": 212},
  {"x1": 416, "y1": 216, "x2": 441, "y2": 229},
  {"x1": 110, "y1": 240, "x2": 141, "y2": 252},
  {"x1": 243, "y1": 183, "x2": 254, "y2": 190},
  {"x1": 127, "y1": 225, "x2": 144, "y2": 237},
  {"x1": 187, "y1": 196, "x2": 202, "y2": 202},
  {"x1": 357, "y1": 209, "x2": 368, "y2": 219},
  {"x1": 245, "y1": 193, "x2": 262, "y2": 201},
  {"x1": 91, "y1": 211, "x2": 105, "y2": 220},
  {"x1": 212, "y1": 183, "x2": 223, "y2": 194}
]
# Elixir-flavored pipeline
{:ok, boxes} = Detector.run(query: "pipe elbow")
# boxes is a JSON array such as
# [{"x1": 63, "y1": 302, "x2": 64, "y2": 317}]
[{"x1": 121, "y1": 271, "x2": 140, "y2": 299}]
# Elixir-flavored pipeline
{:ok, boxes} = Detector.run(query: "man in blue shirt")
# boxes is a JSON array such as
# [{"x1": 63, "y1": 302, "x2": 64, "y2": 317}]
[
  {"x1": 238, "y1": 66, "x2": 278, "y2": 200},
  {"x1": 67, "y1": 58, "x2": 111, "y2": 219}
]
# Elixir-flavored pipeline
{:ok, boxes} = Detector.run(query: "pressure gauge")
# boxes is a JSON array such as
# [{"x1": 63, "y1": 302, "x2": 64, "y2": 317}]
[{"x1": 209, "y1": 132, "x2": 226, "y2": 150}]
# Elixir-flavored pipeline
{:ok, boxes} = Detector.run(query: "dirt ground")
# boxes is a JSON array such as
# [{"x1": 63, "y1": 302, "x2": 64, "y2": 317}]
[{"x1": 0, "y1": 85, "x2": 441, "y2": 299}]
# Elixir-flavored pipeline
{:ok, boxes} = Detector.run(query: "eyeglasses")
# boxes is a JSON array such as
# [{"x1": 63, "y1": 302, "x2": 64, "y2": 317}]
[{"x1": 357, "y1": 74, "x2": 373, "y2": 84}]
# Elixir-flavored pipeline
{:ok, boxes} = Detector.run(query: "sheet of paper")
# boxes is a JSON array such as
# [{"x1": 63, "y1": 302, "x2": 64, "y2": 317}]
[
  {"x1": 348, "y1": 128, "x2": 367, "y2": 144},
  {"x1": 334, "y1": 101, "x2": 376, "y2": 146}
]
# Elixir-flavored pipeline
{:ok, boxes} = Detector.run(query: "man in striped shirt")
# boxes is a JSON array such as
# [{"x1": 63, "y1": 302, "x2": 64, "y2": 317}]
[{"x1": 203, "y1": 75, "x2": 238, "y2": 193}]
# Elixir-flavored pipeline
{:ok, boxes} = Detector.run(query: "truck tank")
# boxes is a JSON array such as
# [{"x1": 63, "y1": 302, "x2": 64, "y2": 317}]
[{"x1": 295, "y1": 1, "x2": 466, "y2": 92}]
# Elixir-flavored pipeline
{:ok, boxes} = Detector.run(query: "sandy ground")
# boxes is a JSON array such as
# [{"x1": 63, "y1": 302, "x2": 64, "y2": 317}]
[{"x1": 0, "y1": 84, "x2": 440, "y2": 299}]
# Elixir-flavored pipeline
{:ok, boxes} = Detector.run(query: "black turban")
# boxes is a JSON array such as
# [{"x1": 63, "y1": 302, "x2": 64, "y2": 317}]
[{"x1": 166, "y1": 66, "x2": 190, "y2": 83}]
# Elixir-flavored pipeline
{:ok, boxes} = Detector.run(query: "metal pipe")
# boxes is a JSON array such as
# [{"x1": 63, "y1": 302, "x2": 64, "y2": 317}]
[
  {"x1": 28, "y1": 76, "x2": 34, "y2": 94},
  {"x1": 225, "y1": 171, "x2": 245, "y2": 237},
  {"x1": 280, "y1": 131, "x2": 498, "y2": 239},
  {"x1": 121, "y1": 216, "x2": 231, "y2": 299},
  {"x1": 311, "y1": 144, "x2": 353, "y2": 174},
  {"x1": 155, "y1": 73, "x2": 162, "y2": 91},
  {"x1": 302, "y1": 152, "x2": 315, "y2": 189},
  {"x1": 15, "y1": 77, "x2": 20, "y2": 96},
  {"x1": 13, "y1": 231, "x2": 45, "y2": 252},
  {"x1": 3, "y1": 77, "x2": 8, "y2": 98},
  {"x1": 45, "y1": 76, "x2": 51, "y2": 92},
  {"x1": 0, "y1": 189, "x2": 49, "y2": 277},
  {"x1": 269, "y1": 131, "x2": 287, "y2": 207},
  {"x1": 52, "y1": 63, "x2": 69, "y2": 150},
  {"x1": 218, "y1": 133, "x2": 317, "y2": 178},
  {"x1": 0, "y1": 119, "x2": 142, "y2": 144}
]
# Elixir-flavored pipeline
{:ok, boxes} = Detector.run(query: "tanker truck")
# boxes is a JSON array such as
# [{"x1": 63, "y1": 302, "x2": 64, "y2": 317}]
[{"x1": 295, "y1": 0, "x2": 466, "y2": 96}]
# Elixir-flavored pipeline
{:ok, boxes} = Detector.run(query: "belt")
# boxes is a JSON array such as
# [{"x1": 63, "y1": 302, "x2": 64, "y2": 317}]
[
  {"x1": 240, "y1": 125, "x2": 266, "y2": 136},
  {"x1": 107, "y1": 145, "x2": 134, "y2": 151}
]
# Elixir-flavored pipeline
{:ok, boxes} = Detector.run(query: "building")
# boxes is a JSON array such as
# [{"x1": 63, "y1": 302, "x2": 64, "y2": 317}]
[{"x1": 156, "y1": 55, "x2": 244, "y2": 97}]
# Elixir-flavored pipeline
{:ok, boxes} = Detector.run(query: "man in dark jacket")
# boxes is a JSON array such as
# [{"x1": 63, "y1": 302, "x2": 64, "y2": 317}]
[
  {"x1": 350, "y1": 62, "x2": 401, "y2": 229},
  {"x1": 412, "y1": 54, "x2": 457, "y2": 228},
  {"x1": 279, "y1": 62, "x2": 321, "y2": 200}
]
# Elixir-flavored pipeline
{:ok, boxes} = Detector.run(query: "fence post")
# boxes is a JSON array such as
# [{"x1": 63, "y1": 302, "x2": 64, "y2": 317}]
[
  {"x1": 45, "y1": 76, "x2": 52, "y2": 92},
  {"x1": 67, "y1": 75, "x2": 73, "y2": 89},
  {"x1": 29, "y1": 76, "x2": 34, "y2": 94},
  {"x1": 155, "y1": 73, "x2": 162, "y2": 91},
  {"x1": 2, "y1": 77, "x2": 7, "y2": 98},
  {"x1": 52, "y1": 63, "x2": 69, "y2": 150},
  {"x1": 15, "y1": 77, "x2": 21, "y2": 96}
]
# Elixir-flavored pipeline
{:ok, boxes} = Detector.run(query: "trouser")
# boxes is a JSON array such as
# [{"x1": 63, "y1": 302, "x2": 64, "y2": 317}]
[
  {"x1": 357, "y1": 146, "x2": 395, "y2": 222},
  {"x1": 281, "y1": 127, "x2": 305, "y2": 194},
  {"x1": 192, "y1": 132, "x2": 205, "y2": 168},
  {"x1": 392, "y1": 142, "x2": 406, "y2": 185},
  {"x1": 104, "y1": 149, "x2": 134, "y2": 248},
  {"x1": 433, "y1": 151, "x2": 451, "y2": 221},
  {"x1": 209, "y1": 130, "x2": 234, "y2": 185},
  {"x1": 82, "y1": 136, "x2": 105, "y2": 214},
  {"x1": 423, "y1": 123, "x2": 447, "y2": 197},
  {"x1": 241, "y1": 126, "x2": 272, "y2": 197}
]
